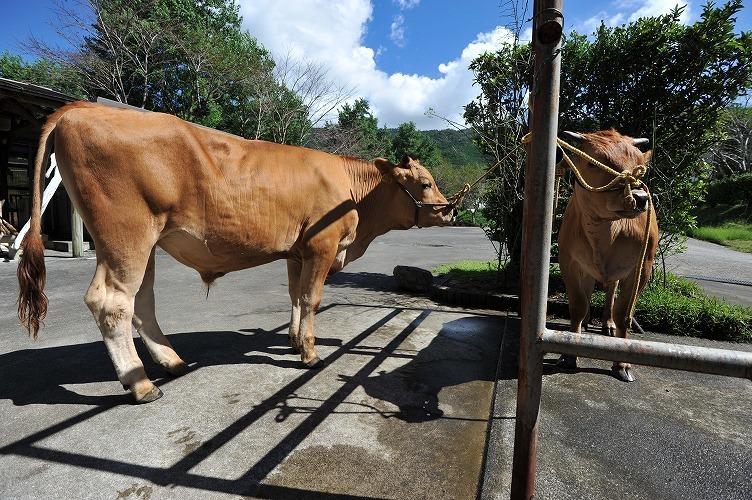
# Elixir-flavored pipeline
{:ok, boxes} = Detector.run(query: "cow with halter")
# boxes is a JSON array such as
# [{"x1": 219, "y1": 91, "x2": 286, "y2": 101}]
[
  {"x1": 556, "y1": 129, "x2": 659, "y2": 382},
  {"x1": 17, "y1": 101, "x2": 455, "y2": 403}
]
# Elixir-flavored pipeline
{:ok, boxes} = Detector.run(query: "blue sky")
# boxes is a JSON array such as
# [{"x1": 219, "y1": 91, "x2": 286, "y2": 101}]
[{"x1": 3, "y1": 1, "x2": 751, "y2": 128}]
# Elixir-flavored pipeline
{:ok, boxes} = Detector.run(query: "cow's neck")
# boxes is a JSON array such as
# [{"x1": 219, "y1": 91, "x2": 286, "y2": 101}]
[
  {"x1": 571, "y1": 193, "x2": 618, "y2": 274},
  {"x1": 343, "y1": 159, "x2": 411, "y2": 260}
]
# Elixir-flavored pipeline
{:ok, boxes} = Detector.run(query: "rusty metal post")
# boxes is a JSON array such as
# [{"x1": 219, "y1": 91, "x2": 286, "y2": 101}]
[
  {"x1": 511, "y1": 1, "x2": 563, "y2": 498},
  {"x1": 541, "y1": 329, "x2": 752, "y2": 380}
]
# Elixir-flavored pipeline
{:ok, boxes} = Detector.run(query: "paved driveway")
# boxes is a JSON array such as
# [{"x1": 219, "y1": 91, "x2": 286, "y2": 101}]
[
  {"x1": 1, "y1": 227, "x2": 750, "y2": 499},
  {"x1": 0, "y1": 228, "x2": 502, "y2": 499},
  {"x1": 665, "y1": 237, "x2": 752, "y2": 306}
]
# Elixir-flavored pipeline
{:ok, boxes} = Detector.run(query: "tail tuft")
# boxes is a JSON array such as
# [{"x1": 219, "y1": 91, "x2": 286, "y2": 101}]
[{"x1": 17, "y1": 233, "x2": 47, "y2": 338}]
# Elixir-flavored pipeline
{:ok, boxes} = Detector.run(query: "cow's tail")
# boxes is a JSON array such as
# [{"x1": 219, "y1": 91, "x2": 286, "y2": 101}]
[{"x1": 17, "y1": 112, "x2": 58, "y2": 338}]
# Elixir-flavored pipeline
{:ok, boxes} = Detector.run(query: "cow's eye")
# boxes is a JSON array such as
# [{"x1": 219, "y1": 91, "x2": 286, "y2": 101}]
[{"x1": 421, "y1": 182, "x2": 432, "y2": 189}]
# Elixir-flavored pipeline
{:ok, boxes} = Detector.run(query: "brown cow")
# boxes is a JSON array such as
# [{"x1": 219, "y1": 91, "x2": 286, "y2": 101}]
[
  {"x1": 17, "y1": 102, "x2": 453, "y2": 403},
  {"x1": 557, "y1": 129, "x2": 658, "y2": 382}
]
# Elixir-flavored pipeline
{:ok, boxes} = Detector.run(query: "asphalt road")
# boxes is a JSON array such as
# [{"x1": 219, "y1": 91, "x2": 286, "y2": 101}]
[
  {"x1": 665, "y1": 237, "x2": 752, "y2": 306},
  {"x1": 0, "y1": 227, "x2": 750, "y2": 499}
]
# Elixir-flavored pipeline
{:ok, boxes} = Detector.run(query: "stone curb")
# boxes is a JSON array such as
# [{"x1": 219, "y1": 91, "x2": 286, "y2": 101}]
[{"x1": 430, "y1": 284, "x2": 575, "y2": 317}]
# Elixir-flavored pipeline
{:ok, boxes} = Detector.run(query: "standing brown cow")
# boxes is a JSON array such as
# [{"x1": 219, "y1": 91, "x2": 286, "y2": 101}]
[
  {"x1": 17, "y1": 102, "x2": 454, "y2": 403},
  {"x1": 557, "y1": 129, "x2": 658, "y2": 382}
]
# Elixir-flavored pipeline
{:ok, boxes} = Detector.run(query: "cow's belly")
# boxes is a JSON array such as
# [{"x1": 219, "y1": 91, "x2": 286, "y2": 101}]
[{"x1": 158, "y1": 228, "x2": 285, "y2": 281}]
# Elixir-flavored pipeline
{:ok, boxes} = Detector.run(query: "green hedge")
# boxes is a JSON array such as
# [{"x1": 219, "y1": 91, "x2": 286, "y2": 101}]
[
  {"x1": 589, "y1": 271, "x2": 752, "y2": 342},
  {"x1": 705, "y1": 173, "x2": 752, "y2": 207}
]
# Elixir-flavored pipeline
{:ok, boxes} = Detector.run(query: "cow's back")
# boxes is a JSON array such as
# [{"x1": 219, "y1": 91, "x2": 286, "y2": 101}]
[{"x1": 52, "y1": 104, "x2": 354, "y2": 275}]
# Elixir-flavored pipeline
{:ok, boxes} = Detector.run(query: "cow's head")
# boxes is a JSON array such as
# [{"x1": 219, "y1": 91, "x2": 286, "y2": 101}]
[
  {"x1": 561, "y1": 129, "x2": 652, "y2": 220},
  {"x1": 374, "y1": 154, "x2": 454, "y2": 228}
]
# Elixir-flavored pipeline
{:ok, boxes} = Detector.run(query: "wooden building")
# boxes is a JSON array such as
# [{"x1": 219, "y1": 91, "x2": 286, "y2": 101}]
[{"x1": 0, "y1": 77, "x2": 87, "y2": 248}]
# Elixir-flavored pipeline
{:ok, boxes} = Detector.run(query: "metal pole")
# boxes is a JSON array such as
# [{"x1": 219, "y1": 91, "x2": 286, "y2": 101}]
[
  {"x1": 541, "y1": 329, "x2": 752, "y2": 380},
  {"x1": 511, "y1": 1, "x2": 563, "y2": 499}
]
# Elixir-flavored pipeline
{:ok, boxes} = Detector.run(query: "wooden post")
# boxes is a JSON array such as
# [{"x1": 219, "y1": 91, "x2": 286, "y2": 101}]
[{"x1": 71, "y1": 205, "x2": 83, "y2": 257}]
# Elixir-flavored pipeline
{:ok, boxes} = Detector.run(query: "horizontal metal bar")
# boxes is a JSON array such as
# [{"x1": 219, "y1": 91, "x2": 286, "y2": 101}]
[{"x1": 540, "y1": 329, "x2": 752, "y2": 380}]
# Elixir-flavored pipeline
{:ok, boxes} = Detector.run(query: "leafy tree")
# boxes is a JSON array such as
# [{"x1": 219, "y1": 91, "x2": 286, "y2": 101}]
[
  {"x1": 312, "y1": 98, "x2": 392, "y2": 158},
  {"x1": 466, "y1": 1, "x2": 752, "y2": 272},
  {"x1": 559, "y1": 1, "x2": 752, "y2": 268},
  {"x1": 24, "y1": 0, "x2": 346, "y2": 145},
  {"x1": 390, "y1": 121, "x2": 443, "y2": 167},
  {"x1": 706, "y1": 105, "x2": 752, "y2": 178},
  {"x1": 464, "y1": 42, "x2": 531, "y2": 272},
  {"x1": 0, "y1": 52, "x2": 85, "y2": 97}
]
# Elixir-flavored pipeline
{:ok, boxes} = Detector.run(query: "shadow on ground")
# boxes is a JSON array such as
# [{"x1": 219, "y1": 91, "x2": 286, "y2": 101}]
[{"x1": 0, "y1": 302, "x2": 502, "y2": 498}]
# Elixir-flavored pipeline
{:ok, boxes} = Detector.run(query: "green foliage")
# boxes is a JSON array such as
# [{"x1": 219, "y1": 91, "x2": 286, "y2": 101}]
[
  {"x1": 0, "y1": 52, "x2": 85, "y2": 97},
  {"x1": 339, "y1": 98, "x2": 393, "y2": 158},
  {"x1": 706, "y1": 105, "x2": 752, "y2": 178},
  {"x1": 22, "y1": 0, "x2": 311, "y2": 144},
  {"x1": 442, "y1": 261, "x2": 752, "y2": 342},
  {"x1": 434, "y1": 260, "x2": 501, "y2": 276},
  {"x1": 689, "y1": 222, "x2": 752, "y2": 253},
  {"x1": 423, "y1": 129, "x2": 487, "y2": 167},
  {"x1": 705, "y1": 172, "x2": 752, "y2": 207},
  {"x1": 559, "y1": 2, "x2": 752, "y2": 261},
  {"x1": 466, "y1": 1, "x2": 752, "y2": 269},
  {"x1": 463, "y1": 42, "x2": 531, "y2": 268},
  {"x1": 390, "y1": 121, "x2": 443, "y2": 167}
]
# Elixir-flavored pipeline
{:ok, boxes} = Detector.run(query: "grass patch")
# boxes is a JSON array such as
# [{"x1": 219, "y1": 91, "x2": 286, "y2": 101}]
[
  {"x1": 435, "y1": 260, "x2": 752, "y2": 342},
  {"x1": 689, "y1": 222, "x2": 752, "y2": 253}
]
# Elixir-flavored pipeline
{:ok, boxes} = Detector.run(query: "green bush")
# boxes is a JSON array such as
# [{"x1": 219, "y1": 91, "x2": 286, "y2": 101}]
[
  {"x1": 437, "y1": 261, "x2": 752, "y2": 342},
  {"x1": 705, "y1": 173, "x2": 752, "y2": 207},
  {"x1": 589, "y1": 271, "x2": 751, "y2": 342}
]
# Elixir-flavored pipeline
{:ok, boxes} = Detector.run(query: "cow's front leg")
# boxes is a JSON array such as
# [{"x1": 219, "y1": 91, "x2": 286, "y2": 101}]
[
  {"x1": 611, "y1": 271, "x2": 648, "y2": 382},
  {"x1": 297, "y1": 250, "x2": 336, "y2": 369},
  {"x1": 286, "y1": 259, "x2": 303, "y2": 353},
  {"x1": 559, "y1": 264, "x2": 595, "y2": 370},
  {"x1": 601, "y1": 281, "x2": 618, "y2": 337}
]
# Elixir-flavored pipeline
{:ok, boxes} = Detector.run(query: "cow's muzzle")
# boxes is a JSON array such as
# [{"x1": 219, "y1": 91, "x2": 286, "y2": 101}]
[{"x1": 631, "y1": 189, "x2": 649, "y2": 211}]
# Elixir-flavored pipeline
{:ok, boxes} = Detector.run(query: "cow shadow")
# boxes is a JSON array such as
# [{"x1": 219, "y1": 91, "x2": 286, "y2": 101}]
[
  {"x1": 0, "y1": 328, "x2": 342, "y2": 407},
  {"x1": 325, "y1": 271, "x2": 397, "y2": 293},
  {"x1": 347, "y1": 315, "x2": 502, "y2": 423}
]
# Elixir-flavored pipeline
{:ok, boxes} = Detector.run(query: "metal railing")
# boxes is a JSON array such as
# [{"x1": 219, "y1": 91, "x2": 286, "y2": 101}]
[{"x1": 510, "y1": 1, "x2": 752, "y2": 498}]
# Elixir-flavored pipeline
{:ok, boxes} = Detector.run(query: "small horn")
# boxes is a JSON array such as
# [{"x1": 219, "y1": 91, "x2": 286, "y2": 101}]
[
  {"x1": 632, "y1": 137, "x2": 650, "y2": 147},
  {"x1": 562, "y1": 130, "x2": 585, "y2": 142}
]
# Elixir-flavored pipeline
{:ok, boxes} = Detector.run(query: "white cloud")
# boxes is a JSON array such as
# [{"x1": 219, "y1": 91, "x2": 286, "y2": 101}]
[
  {"x1": 628, "y1": 0, "x2": 691, "y2": 23},
  {"x1": 390, "y1": 14, "x2": 406, "y2": 47},
  {"x1": 393, "y1": 0, "x2": 420, "y2": 9},
  {"x1": 239, "y1": 1, "x2": 512, "y2": 129}
]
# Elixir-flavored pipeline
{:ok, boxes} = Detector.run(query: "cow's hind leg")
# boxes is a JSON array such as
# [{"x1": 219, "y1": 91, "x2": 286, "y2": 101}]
[
  {"x1": 286, "y1": 259, "x2": 303, "y2": 353},
  {"x1": 85, "y1": 251, "x2": 161, "y2": 404},
  {"x1": 601, "y1": 280, "x2": 618, "y2": 337},
  {"x1": 559, "y1": 264, "x2": 595, "y2": 369},
  {"x1": 132, "y1": 248, "x2": 188, "y2": 376}
]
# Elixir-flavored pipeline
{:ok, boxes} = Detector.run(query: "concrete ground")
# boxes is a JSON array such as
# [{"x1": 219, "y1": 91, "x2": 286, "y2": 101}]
[
  {"x1": 1, "y1": 227, "x2": 750, "y2": 499},
  {"x1": 482, "y1": 318, "x2": 752, "y2": 500},
  {"x1": 0, "y1": 227, "x2": 503, "y2": 499}
]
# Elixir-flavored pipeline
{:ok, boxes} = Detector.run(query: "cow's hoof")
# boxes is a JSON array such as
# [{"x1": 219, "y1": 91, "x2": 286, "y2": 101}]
[
  {"x1": 612, "y1": 365, "x2": 635, "y2": 383},
  {"x1": 303, "y1": 356, "x2": 325, "y2": 369},
  {"x1": 557, "y1": 355, "x2": 577, "y2": 370},
  {"x1": 289, "y1": 338, "x2": 301, "y2": 353},
  {"x1": 164, "y1": 361, "x2": 190, "y2": 377},
  {"x1": 134, "y1": 386, "x2": 164, "y2": 404}
]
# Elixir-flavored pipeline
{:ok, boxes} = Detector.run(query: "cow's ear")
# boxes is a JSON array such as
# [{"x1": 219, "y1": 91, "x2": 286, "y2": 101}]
[
  {"x1": 562, "y1": 130, "x2": 585, "y2": 143},
  {"x1": 642, "y1": 149, "x2": 653, "y2": 164},
  {"x1": 374, "y1": 157, "x2": 395, "y2": 175}
]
